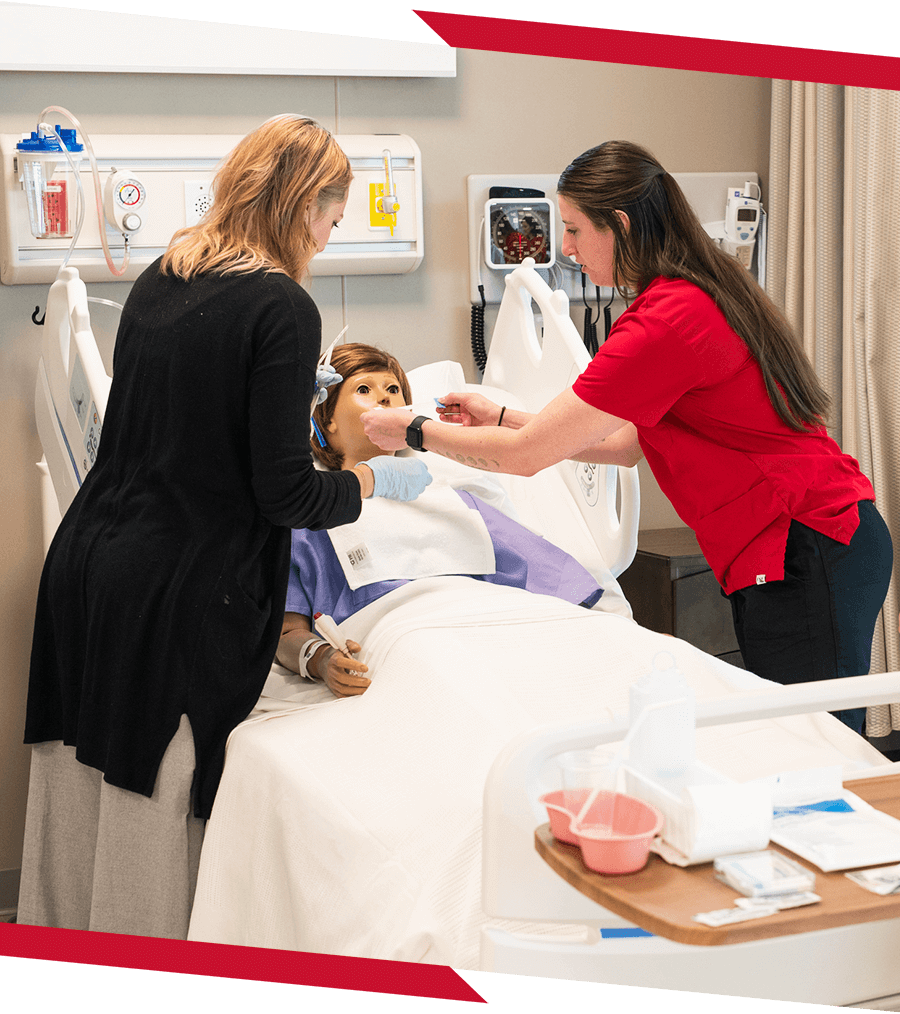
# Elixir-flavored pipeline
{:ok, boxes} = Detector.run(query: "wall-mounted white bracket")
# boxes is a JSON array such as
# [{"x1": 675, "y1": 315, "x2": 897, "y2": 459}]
[{"x1": 0, "y1": 133, "x2": 424, "y2": 284}]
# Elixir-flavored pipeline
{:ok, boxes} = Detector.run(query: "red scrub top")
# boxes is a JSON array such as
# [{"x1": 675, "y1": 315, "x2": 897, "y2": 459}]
[{"x1": 571, "y1": 276, "x2": 874, "y2": 594}]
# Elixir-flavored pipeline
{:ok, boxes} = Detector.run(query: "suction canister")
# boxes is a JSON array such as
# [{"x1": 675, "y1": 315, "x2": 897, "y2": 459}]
[{"x1": 16, "y1": 127, "x2": 84, "y2": 239}]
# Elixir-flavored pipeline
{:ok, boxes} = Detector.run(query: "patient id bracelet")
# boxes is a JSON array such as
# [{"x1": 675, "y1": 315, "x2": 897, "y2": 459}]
[
  {"x1": 299, "y1": 636, "x2": 329, "y2": 681},
  {"x1": 405, "y1": 415, "x2": 430, "y2": 451}
]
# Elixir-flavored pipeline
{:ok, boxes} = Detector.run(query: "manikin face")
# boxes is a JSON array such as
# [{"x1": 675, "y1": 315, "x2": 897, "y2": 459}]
[
  {"x1": 325, "y1": 370, "x2": 407, "y2": 466},
  {"x1": 309, "y1": 197, "x2": 348, "y2": 253},
  {"x1": 558, "y1": 194, "x2": 619, "y2": 289}
]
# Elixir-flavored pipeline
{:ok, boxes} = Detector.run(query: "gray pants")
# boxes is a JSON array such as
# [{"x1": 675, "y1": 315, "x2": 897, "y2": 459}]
[{"x1": 17, "y1": 714, "x2": 205, "y2": 939}]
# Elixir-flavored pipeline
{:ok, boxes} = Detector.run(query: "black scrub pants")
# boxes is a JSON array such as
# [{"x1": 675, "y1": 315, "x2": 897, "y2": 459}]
[{"x1": 727, "y1": 500, "x2": 893, "y2": 735}]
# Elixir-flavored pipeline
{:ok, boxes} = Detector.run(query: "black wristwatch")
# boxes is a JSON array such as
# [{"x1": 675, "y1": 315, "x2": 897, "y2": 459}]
[{"x1": 405, "y1": 415, "x2": 430, "y2": 451}]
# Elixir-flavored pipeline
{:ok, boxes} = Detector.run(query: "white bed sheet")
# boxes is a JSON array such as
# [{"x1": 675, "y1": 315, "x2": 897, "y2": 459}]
[{"x1": 187, "y1": 577, "x2": 884, "y2": 967}]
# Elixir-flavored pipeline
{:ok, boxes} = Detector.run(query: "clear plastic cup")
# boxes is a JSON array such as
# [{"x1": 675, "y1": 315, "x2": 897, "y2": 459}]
[{"x1": 557, "y1": 748, "x2": 619, "y2": 826}]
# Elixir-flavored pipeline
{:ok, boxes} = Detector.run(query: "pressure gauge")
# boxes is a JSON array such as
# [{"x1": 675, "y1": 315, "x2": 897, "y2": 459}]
[
  {"x1": 104, "y1": 169, "x2": 147, "y2": 235},
  {"x1": 484, "y1": 198, "x2": 555, "y2": 270}
]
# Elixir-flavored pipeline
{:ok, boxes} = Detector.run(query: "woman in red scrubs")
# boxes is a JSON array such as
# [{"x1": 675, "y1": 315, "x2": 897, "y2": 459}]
[{"x1": 363, "y1": 140, "x2": 893, "y2": 735}]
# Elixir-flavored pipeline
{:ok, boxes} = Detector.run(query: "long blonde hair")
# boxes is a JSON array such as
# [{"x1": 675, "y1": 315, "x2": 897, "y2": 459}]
[{"x1": 161, "y1": 114, "x2": 352, "y2": 282}]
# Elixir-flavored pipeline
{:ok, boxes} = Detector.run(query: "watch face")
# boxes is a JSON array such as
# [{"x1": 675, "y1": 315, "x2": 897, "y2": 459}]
[{"x1": 406, "y1": 416, "x2": 427, "y2": 450}]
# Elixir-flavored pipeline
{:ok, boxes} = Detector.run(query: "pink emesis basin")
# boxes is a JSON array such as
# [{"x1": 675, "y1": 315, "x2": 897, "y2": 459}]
[
  {"x1": 540, "y1": 789, "x2": 664, "y2": 875},
  {"x1": 540, "y1": 788, "x2": 588, "y2": 845}
]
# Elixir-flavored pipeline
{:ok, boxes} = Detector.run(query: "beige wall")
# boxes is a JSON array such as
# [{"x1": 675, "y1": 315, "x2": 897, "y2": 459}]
[{"x1": 0, "y1": 52, "x2": 771, "y2": 875}]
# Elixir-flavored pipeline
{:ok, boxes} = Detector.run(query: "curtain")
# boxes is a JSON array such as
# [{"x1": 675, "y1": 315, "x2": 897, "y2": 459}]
[{"x1": 768, "y1": 82, "x2": 900, "y2": 735}]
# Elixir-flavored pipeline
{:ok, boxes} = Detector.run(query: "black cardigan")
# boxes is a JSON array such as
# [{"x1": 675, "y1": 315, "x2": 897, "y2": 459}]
[{"x1": 26, "y1": 260, "x2": 361, "y2": 818}]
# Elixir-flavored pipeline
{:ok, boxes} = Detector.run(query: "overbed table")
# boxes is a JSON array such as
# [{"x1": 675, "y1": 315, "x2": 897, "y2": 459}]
[{"x1": 535, "y1": 772, "x2": 900, "y2": 946}]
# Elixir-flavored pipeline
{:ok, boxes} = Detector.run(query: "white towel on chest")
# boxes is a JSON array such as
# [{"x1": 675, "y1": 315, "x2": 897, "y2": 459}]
[{"x1": 328, "y1": 479, "x2": 496, "y2": 590}]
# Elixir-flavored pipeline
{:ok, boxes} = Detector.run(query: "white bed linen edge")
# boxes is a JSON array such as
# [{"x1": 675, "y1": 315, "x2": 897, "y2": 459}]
[{"x1": 192, "y1": 579, "x2": 884, "y2": 967}]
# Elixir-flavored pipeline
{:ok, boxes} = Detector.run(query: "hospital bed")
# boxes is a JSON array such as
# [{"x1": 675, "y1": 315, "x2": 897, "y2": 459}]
[{"x1": 35, "y1": 263, "x2": 900, "y2": 1005}]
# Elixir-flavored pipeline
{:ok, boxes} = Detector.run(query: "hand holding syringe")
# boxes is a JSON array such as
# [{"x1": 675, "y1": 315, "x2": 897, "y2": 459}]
[{"x1": 313, "y1": 612, "x2": 370, "y2": 698}]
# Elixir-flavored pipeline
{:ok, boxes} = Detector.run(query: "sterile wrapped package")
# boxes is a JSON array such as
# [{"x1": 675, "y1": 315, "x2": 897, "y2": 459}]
[
  {"x1": 766, "y1": 766, "x2": 900, "y2": 872},
  {"x1": 713, "y1": 850, "x2": 815, "y2": 897},
  {"x1": 624, "y1": 761, "x2": 772, "y2": 866}
]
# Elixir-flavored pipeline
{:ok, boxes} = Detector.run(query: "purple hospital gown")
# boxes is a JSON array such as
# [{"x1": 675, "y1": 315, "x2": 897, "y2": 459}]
[{"x1": 286, "y1": 490, "x2": 602, "y2": 624}]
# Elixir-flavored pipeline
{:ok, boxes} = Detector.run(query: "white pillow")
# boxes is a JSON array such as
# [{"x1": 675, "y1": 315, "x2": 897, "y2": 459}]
[{"x1": 405, "y1": 360, "x2": 467, "y2": 406}]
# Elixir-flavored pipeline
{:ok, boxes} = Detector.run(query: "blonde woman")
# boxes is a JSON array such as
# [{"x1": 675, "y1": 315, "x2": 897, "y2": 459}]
[{"x1": 20, "y1": 115, "x2": 429, "y2": 939}]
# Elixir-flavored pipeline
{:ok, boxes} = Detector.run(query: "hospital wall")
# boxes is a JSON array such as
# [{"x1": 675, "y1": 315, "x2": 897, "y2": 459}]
[{"x1": 0, "y1": 52, "x2": 771, "y2": 891}]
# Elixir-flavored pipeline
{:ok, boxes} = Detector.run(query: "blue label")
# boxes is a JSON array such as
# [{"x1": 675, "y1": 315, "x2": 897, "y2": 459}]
[
  {"x1": 600, "y1": 927, "x2": 654, "y2": 939},
  {"x1": 773, "y1": 798, "x2": 854, "y2": 819}
]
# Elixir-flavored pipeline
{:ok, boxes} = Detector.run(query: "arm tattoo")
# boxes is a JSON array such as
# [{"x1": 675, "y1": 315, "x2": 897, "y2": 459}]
[{"x1": 435, "y1": 449, "x2": 502, "y2": 472}]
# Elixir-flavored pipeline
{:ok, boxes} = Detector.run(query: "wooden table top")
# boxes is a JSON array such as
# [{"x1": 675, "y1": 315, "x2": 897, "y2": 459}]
[{"x1": 534, "y1": 772, "x2": 900, "y2": 946}]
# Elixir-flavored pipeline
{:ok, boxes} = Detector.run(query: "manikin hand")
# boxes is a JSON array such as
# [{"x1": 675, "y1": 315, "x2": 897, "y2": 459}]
[{"x1": 314, "y1": 640, "x2": 370, "y2": 697}]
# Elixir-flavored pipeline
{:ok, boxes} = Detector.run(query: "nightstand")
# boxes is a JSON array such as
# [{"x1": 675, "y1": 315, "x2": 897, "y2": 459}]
[{"x1": 617, "y1": 527, "x2": 744, "y2": 667}]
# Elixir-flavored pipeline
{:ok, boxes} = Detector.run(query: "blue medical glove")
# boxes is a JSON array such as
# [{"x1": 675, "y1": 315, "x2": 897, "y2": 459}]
[
  {"x1": 362, "y1": 456, "x2": 433, "y2": 502},
  {"x1": 314, "y1": 364, "x2": 343, "y2": 405}
]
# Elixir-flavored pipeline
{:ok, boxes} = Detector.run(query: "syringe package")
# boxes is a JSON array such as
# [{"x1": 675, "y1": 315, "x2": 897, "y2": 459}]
[{"x1": 713, "y1": 850, "x2": 815, "y2": 898}]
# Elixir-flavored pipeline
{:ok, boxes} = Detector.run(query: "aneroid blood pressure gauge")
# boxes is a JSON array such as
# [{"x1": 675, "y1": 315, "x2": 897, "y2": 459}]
[
  {"x1": 484, "y1": 197, "x2": 555, "y2": 270},
  {"x1": 104, "y1": 169, "x2": 147, "y2": 235}
]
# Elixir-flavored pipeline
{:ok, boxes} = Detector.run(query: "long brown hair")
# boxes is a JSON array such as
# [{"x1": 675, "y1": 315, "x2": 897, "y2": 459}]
[
  {"x1": 161, "y1": 114, "x2": 352, "y2": 282},
  {"x1": 312, "y1": 343, "x2": 412, "y2": 471},
  {"x1": 557, "y1": 140, "x2": 830, "y2": 430}
]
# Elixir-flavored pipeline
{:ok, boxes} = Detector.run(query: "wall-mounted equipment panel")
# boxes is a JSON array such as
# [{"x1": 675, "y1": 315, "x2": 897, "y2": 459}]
[
  {"x1": 467, "y1": 171, "x2": 763, "y2": 306},
  {"x1": 318, "y1": 136, "x2": 424, "y2": 278},
  {"x1": 0, "y1": 133, "x2": 424, "y2": 285}
]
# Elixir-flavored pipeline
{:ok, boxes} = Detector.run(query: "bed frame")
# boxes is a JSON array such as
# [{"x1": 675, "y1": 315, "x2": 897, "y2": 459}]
[
  {"x1": 34, "y1": 266, "x2": 111, "y2": 551},
  {"x1": 482, "y1": 259, "x2": 639, "y2": 578}
]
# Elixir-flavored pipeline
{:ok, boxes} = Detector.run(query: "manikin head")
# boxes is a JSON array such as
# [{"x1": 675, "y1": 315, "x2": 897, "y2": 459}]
[{"x1": 311, "y1": 343, "x2": 412, "y2": 470}]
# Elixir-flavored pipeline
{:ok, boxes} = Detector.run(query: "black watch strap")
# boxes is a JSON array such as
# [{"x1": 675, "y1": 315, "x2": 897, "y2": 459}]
[{"x1": 405, "y1": 415, "x2": 430, "y2": 451}]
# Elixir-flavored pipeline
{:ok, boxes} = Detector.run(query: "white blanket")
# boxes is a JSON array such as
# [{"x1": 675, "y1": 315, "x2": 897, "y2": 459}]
[{"x1": 189, "y1": 578, "x2": 884, "y2": 967}]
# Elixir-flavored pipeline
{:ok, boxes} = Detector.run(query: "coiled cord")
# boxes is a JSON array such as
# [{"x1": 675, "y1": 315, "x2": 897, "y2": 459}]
[
  {"x1": 582, "y1": 305, "x2": 598, "y2": 357},
  {"x1": 470, "y1": 284, "x2": 487, "y2": 372}
]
